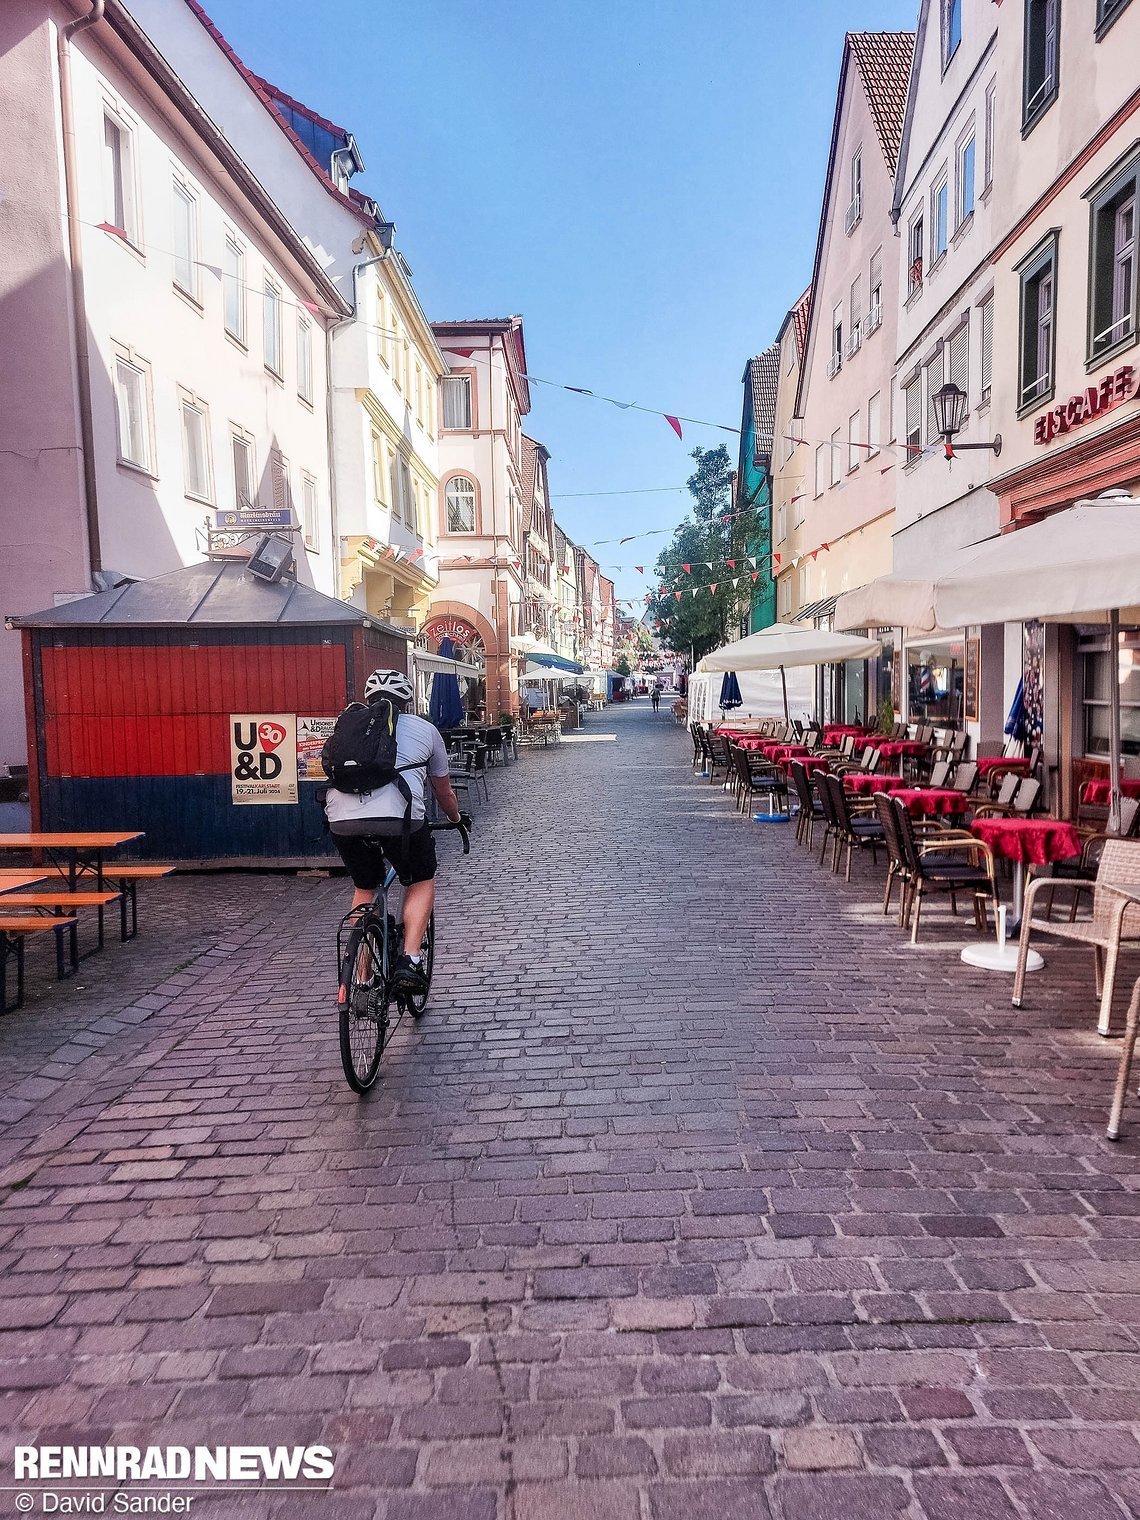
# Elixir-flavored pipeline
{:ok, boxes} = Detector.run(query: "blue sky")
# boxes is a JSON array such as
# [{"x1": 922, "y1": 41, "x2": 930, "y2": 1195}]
[{"x1": 206, "y1": 0, "x2": 917, "y2": 608}]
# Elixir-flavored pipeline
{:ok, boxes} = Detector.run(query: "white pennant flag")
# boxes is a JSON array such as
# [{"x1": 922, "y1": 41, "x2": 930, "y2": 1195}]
[{"x1": 732, "y1": 576, "x2": 740, "y2": 588}]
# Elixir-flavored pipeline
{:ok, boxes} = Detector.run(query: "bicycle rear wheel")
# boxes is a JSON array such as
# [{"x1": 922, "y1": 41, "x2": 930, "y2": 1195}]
[
  {"x1": 339, "y1": 918, "x2": 389, "y2": 1091},
  {"x1": 405, "y1": 911, "x2": 435, "y2": 1018}
]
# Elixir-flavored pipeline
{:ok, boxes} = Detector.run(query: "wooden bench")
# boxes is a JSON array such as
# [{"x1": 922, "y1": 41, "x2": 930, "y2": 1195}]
[
  {"x1": 40, "y1": 865, "x2": 174, "y2": 939},
  {"x1": 0, "y1": 891, "x2": 122, "y2": 954},
  {"x1": 0, "y1": 915, "x2": 79, "y2": 1011}
]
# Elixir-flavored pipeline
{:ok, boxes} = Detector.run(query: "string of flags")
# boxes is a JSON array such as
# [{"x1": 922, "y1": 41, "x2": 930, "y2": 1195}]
[{"x1": 519, "y1": 373, "x2": 739, "y2": 441}]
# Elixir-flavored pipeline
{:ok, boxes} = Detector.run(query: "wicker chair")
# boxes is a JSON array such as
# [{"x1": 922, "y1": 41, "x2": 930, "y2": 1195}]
[
  {"x1": 790, "y1": 761, "x2": 825, "y2": 848},
  {"x1": 891, "y1": 797, "x2": 996, "y2": 945},
  {"x1": 928, "y1": 760, "x2": 953, "y2": 789},
  {"x1": 974, "y1": 775, "x2": 1040, "y2": 819},
  {"x1": 1012, "y1": 838, "x2": 1140, "y2": 1035},
  {"x1": 951, "y1": 761, "x2": 979, "y2": 795},
  {"x1": 822, "y1": 773, "x2": 884, "y2": 882},
  {"x1": 1108, "y1": 974, "x2": 1140, "y2": 1140},
  {"x1": 874, "y1": 788, "x2": 911, "y2": 922}
]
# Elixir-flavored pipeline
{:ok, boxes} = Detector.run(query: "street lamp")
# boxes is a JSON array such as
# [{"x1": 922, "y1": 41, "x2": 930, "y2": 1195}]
[{"x1": 931, "y1": 381, "x2": 1001, "y2": 460}]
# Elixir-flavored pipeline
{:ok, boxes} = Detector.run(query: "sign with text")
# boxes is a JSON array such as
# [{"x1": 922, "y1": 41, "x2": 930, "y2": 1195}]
[
  {"x1": 215, "y1": 508, "x2": 294, "y2": 529},
  {"x1": 230, "y1": 715, "x2": 298, "y2": 805},
  {"x1": 297, "y1": 716, "x2": 337, "y2": 781},
  {"x1": 423, "y1": 615, "x2": 479, "y2": 646},
  {"x1": 1033, "y1": 364, "x2": 1136, "y2": 444}
]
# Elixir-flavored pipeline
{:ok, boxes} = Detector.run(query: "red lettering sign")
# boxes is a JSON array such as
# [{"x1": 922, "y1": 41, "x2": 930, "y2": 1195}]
[
  {"x1": 424, "y1": 615, "x2": 478, "y2": 646},
  {"x1": 1034, "y1": 364, "x2": 1137, "y2": 443}
]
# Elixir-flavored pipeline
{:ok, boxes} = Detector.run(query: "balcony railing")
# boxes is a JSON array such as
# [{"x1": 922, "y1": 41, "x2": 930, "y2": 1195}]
[{"x1": 844, "y1": 194, "x2": 862, "y2": 235}]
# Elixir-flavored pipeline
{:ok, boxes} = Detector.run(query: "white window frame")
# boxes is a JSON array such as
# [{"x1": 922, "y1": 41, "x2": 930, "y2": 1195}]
[
  {"x1": 102, "y1": 107, "x2": 140, "y2": 248},
  {"x1": 925, "y1": 350, "x2": 945, "y2": 444},
  {"x1": 223, "y1": 234, "x2": 246, "y2": 346},
  {"x1": 179, "y1": 390, "x2": 212, "y2": 503},
  {"x1": 867, "y1": 392, "x2": 881, "y2": 457},
  {"x1": 445, "y1": 475, "x2": 477, "y2": 534},
  {"x1": 848, "y1": 410, "x2": 862, "y2": 473},
  {"x1": 296, "y1": 313, "x2": 313, "y2": 405},
  {"x1": 112, "y1": 348, "x2": 154, "y2": 474},
  {"x1": 956, "y1": 132, "x2": 976, "y2": 228},
  {"x1": 904, "y1": 377, "x2": 923, "y2": 457},
  {"x1": 830, "y1": 428, "x2": 842, "y2": 487},
  {"x1": 814, "y1": 443, "x2": 826, "y2": 499},
  {"x1": 980, "y1": 293, "x2": 994, "y2": 403},
  {"x1": 776, "y1": 503, "x2": 787, "y2": 544},
  {"x1": 909, "y1": 213, "x2": 925, "y2": 294},
  {"x1": 942, "y1": 0, "x2": 962, "y2": 67},
  {"x1": 372, "y1": 432, "x2": 388, "y2": 507},
  {"x1": 441, "y1": 374, "x2": 473, "y2": 430},
  {"x1": 263, "y1": 277, "x2": 283, "y2": 378},
  {"x1": 932, "y1": 175, "x2": 950, "y2": 263},
  {"x1": 230, "y1": 426, "x2": 257, "y2": 511},
  {"x1": 948, "y1": 318, "x2": 970, "y2": 405},
  {"x1": 172, "y1": 177, "x2": 199, "y2": 301},
  {"x1": 301, "y1": 471, "x2": 319, "y2": 551},
  {"x1": 983, "y1": 80, "x2": 996, "y2": 192}
]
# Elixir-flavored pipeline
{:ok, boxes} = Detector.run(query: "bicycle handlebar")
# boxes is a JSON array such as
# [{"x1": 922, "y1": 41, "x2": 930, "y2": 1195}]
[{"x1": 430, "y1": 818, "x2": 471, "y2": 854}]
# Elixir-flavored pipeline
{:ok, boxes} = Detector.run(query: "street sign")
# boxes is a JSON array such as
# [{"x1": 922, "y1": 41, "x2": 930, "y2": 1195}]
[{"x1": 214, "y1": 509, "x2": 294, "y2": 529}]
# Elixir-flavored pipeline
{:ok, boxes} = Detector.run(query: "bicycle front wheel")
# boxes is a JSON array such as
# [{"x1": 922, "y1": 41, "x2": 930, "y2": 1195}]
[
  {"x1": 339, "y1": 919, "x2": 389, "y2": 1091},
  {"x1": 406, "y1": 911, "x2": 435, "y2": 1018}
]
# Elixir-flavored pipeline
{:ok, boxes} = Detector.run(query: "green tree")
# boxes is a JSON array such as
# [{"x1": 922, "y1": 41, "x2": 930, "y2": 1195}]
[
  {"x1": 615, "y1": 653, "x2": 631, "y2": 676},
  {"x1": 647, "y1": 445, "x2": 760, "y2": 664}
]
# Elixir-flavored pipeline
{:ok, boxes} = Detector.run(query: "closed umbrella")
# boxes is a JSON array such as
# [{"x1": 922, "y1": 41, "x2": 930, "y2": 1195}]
[
  {"x1": 719, "y1": 671, "x2": 743, "y2": 711},
  {"x1": 933, "y1": 493, "x2": 1140, "y2": 832},
  {"x1": 699, "y1": 623, "x2": 882, "y2": 721},
  {"x1": 429, "y1": 636, "x2": 465, "y2": 731},
  {"x1": 1004, "y1": 678, "x2": 1025, "y2": 741}
]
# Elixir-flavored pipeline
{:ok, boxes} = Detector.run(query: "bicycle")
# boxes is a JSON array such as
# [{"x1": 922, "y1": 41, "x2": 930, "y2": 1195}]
[{"x1": 335, "y1": 819, "x2": 470, "y2": 1092}]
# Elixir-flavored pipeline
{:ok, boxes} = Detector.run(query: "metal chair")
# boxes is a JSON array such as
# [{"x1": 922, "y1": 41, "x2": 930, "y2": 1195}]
[
  {"x1": 891, "y1": 796, "x2": 996, "y2": 946},
  {"x1": 822, "y1": 773, "x2": 884, "y2": 882},
  {"x1": 790, "y1": 761, "x2": 826, "y2": 848}
]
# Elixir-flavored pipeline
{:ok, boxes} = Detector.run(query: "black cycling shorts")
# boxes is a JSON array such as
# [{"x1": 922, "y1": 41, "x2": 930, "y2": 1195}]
[{"x1": 330, "y1": 823, "x2": 437, "y2": 889}]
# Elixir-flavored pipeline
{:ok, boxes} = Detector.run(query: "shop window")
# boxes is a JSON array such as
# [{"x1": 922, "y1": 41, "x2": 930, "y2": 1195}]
[
  {"x1": 1082, "y1": 628, "x2": 1140, "y2": 758},
  {"x1": 1087, "y1": 151, "x2": 1139, "y2": 363},
  {"x1": 1023, "y1": 0, "x2": 1060, "y2": 134},
  {"x1": 908, "y1": 641, "x2": 965, "y2": 725},
  {"x1": 1017, "y1": 234, "x2": 1057, "y2": 411}
]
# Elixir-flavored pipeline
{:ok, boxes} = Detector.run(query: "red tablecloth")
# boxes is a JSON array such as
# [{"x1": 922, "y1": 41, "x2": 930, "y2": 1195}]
[
  {"x1": 891, "y1": 787, "x2": 969, "y2": 818},
  {"x1": 1079, "y1": 779, "x2": 1140, "y2": 807},
  {"x1": 970, "y1": 817, "x2": 1083, "y2": 865},
  {"x1": 976, "y1": 756, "x2": 1032, "y2": 778},
  {"x1": 876, "y1": 740, "x2": 929, "y2": 760},
  {"x1": 770, "y1": 744, "x2": 809, "y2": 765},
  {"x1": 822, "y1": 725, "x2": 872, "y2": 744},
  {"x1": 843, "y1": 772, "x2": 906, "y2": 795},
  {"x1": 791, "y1": 755, "x2": 831, "y2": 777}
]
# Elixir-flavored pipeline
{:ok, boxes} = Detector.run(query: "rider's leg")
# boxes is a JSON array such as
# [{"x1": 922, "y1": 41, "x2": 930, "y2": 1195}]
[
  {"x1": 350, "y1": 886, "x2": 376, "y2": 913},
  {"x1": 401, "y1": 879, "x2": 435, "y2": 958}
]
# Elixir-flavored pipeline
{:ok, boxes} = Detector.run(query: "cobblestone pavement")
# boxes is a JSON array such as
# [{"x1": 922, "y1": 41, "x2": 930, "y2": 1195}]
[{"x1": 2, "y1": 699, "x2": 1140, "y2": 1519}]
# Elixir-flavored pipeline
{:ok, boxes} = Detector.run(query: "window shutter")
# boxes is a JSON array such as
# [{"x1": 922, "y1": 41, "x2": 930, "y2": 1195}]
[
  {"x1": 270, "y1": 452, "x2": 290, "y2": 514},
  {"x1": 949, "y1": 322, "x2": 969, "y2": 400},
  {"x1": 905, "y1": 380, "x2": 922, "y2": 451},
  {"x1": 925, "y1": 353, "x2": 944, "y2": 443},
  {"x1": 981, "y1": 297, "x2": 993, "y2": 396}
]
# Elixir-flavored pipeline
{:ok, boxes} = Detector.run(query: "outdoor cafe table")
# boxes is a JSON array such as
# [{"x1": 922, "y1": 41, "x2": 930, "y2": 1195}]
[
  {"x1": 976, "y1": 756, "x2": 1032, "y2": 781},
  {"x1": 0, "y1": 832, "x2": 144, "y2": 890},
  {"x1": 822, "y1": 725, "x2": 871, "y2": 745},
  {"x1": 1080, "y1": 778, "x2": 1140, "y2": 808},
  {"x1": 0, "y1": 871, "x2": 48, "y2": 893},
  {"x1": 891, "y1": 786, "x2": 969, "y2": 820},
  {"x1": 875, "y1": 739, "x2": 929, "y2": 775},
  {"x1": 843, "y1": 772, "x2": 906, "y2": 796},
  {"x1": 789, "y1": 755, "x2": 830, "y2": 777},
  {"x1": 965, "y1": 817, "x2": 1083, "y2": 973}
]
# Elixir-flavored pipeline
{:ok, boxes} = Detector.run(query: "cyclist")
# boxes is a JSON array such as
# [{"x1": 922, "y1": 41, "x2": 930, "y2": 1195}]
[{"x1": 324, "y1": 669, "x2": 466, "y2": 996}]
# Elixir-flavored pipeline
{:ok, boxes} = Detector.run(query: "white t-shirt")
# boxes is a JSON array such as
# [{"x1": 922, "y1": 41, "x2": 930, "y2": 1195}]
[{"x1": 324, "y1": 711, "x2": 450, "y2": 825}]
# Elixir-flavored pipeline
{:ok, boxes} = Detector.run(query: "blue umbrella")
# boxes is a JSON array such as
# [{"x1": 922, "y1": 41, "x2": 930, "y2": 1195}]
[
  {"x1": 719, "y1": 671, "x2": 743, "y2": 710},
  {"x1": 1004, "y1": 678, "x2": 1025, "y2": 741},
  {"x1": 429, "y1": 636, "x2": 465, "y2": 730}
]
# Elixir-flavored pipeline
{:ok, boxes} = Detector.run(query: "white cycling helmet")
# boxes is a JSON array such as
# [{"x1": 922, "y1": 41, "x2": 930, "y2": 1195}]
[{"x1": 364, "y1": 668, "x2": 414, "y2": 704}]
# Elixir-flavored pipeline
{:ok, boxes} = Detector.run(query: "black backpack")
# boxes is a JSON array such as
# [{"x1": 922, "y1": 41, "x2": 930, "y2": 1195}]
[{"x1": 321, "y1": 701, "x2": 427, "y2": 817}]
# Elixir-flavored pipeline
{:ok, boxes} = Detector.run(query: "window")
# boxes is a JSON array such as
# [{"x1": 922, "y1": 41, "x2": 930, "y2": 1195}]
[
  {"x1": 980, "y1": 294, "x2": 994, "y2": 401},
  {"x1": 377, "y1": 288, "x2": 390, "y2": 365},
  {"x1": 269, "y1": 450, "x2": 291, "y2": 518},
  {"x1": 403, "y1": 341, "x2": 411, "y2": 398},
  {"x1": 297, "y1": 315, "x2": 313, "y2": 404},
  {"x1": 1088, "y1": 153, "x2": 1139, "y2": 361},
  {"x1": 223, "y1": 237, "x2": 245, "y2": 344},
  {"x1": 904, "y1": 377, "x2": 923, "y2": 456},
  {"x1": 1024, "y1": 0, "x2": 1060, "y2": 132},
  {"x1": 1017, "y1": 235, "x2": 1057, "y2": 408},
  {"x1": 102, "y1": 112, "x2": 139, "y2": 245},
  {"x1": 1082, "y1": 628, "x2": 1140, "y2": 759},
  {"x1": 776, "y1": 503, "x2": 787, "y2": 543},
  {"x1": 867, "y1": 392, "x2": 881, "y2": 456},
  {"x1": 180, "y1": 395, "x2": 211, "y2": 501},
  {"x1": 943, "y1": 0, "x2": 962, "y2": 65},
  {"x1": 406, "y1": 469, "x2": 419, "y2": 534},
  {"x1": 984, "y1": 81, "x2": 996, "y2": 190},
  {"x1": 441, "y1": 374, "x2": 472, "y2": 429},
  {"x1": 425, "y1": 375, "x2": 435, "y2": 438},
  {"x1": 371, "y1": 433, "x2": 388, "y2": 506},
  {"x1": 848, "y1": 410, "x2": 862, "y2": 472},
  {"x1": 231, "y1": 429, "x2": 255, "y2": 509},
  {"x1": 113, "y1": 355, "x2": 152, "y2": 471},
  {"x1": 798, "y1": 567, "x2": 808, "y2": 606},
  {"x1": 867, "y1": 248, "x2": 883, "y2": 331},
  {"x1": 814, "y1": 443, "x2": 826, "y2": 497},
  {"x1": 1097, "y1": 0, "x2": 1132, "y2": 34},
  {"x1": 301, "y1": 472, "x2": 318, "y2": 550},
  {"x1": 830, "y1": 302, "x2": 843, "y2": 375},
  {"x1": 932, "y1": 177, "x2": 949, "y2": 262},
  {"x1": 830, "y1": 428, "x2": 842, "y2": 486},
  {"x1": 949, "y1": 320, "x2": 970, "y2": 403},
  {"x1": 909, "y1": 215, "x2": 925, "y2": 293},
  {"x1": 391, "y1": 317, "x2": 402, "y2": 389},
  {"x1": 926, "y1": 350, "x2": 945, "y2": 443},
  {"x1": 846, "y1": 150, "x2": 862, "y2": 232},
  {"x1": 850, "y1": 274, "x2": 862, "y2": 332},
  {"x1": 263, "y1": 279, "x2": 283, "y2": 377},
  {"x1": 779, "y1": 577, "x2": 791, "y2": 617},
  {"x1": 957, "y1": 135, "x2": 976, "y2": 225},
  {"x1": 172, "y1": 181, "x2": 198, "y2": 298},
  {"x1": 414, "y1": 361, "x2": 424, "y2": 426}
]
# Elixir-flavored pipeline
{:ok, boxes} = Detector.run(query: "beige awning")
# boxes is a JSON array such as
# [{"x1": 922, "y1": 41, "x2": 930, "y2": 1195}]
[{"x1": 698, "y1": 622, "x2": 881, "y2": 673}]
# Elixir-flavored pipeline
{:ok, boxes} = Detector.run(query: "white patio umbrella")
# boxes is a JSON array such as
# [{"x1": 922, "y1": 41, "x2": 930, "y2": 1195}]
[
  {"x1": 932, "y1": 493, "x2": 1140, "y2": 832},
  {"x1": 698, "y1": 623, "x2": 882, "y2": 720}
]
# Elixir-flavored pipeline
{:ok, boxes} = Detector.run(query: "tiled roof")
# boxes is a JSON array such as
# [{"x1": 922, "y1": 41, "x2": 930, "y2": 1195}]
[
  {"x1": 790, "y1": 286, "x2": 812, "y2": 366},
  {"x1": 848, "y1": 31, "x2": 914, "y2": 176},
  {"x1": 181, "y1": 0, "x2": 372, "y2": 226},
  {"x1": 747, "y1": 344, "x2": 782, "y2": 463},
  {"x1": 520, "y1": 436, "x2": 539, "y2": 532}
]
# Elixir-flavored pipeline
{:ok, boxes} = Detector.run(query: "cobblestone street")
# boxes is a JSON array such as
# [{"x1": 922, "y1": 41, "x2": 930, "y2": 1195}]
[{"x1": 3, "y1": 698, "x2": 1140, "y2": 1519}]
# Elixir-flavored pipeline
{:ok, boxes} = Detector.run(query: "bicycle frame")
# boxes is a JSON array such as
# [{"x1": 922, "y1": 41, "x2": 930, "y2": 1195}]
[{"x1": 336, "y1": 861, "x2": 400, "y2": 990}]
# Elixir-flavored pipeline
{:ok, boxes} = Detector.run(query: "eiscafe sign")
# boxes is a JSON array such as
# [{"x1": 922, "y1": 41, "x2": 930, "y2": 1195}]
[{"x1": 1033, "y1": 363, "x2": 1136, "y2": 444}]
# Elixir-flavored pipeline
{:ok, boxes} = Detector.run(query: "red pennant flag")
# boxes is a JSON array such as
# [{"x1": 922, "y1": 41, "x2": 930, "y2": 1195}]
[
  {"x1": 821, "y1": 542, "x2": 830, "y2": 551},
  {"x1": 752, "y1": 571, "x2": 759, "y2": 582},
  {"x1": 444, "y1": 347, "x2": 475, "y2": 358},
  {"x1": 635, "y1": 565, "x2": 644, "y2": 574},
  {"x1": 675, "y1": 591, "x2": 682, "y2": 601},
  {"x1": 97, "y1": 221, "x2": 128, "y2": 239},
  {"x1": 727, "y1": 559, "x2": 736, "y2": 570},
  {"x1": 665, "y1": 415, "x2": 683, "y2": 439},
  {"x1": 682, "y1": 564, "x2": 691, "y2": 574},
  {"x1": 881, "y1": 464, "x2": 895, "y2": 474},
  {"x1": 300, "y1": 300, "x2": 321, "y2": 315},
  {"x1": 811, "y1": 550, "x2": 819, "y2": 561},
  {"x1": 709, "y1": 583, "x2": 717, "y2": 594},
  {"x1": 773, "y1": 553, "x2": 781, "y2": 566}
]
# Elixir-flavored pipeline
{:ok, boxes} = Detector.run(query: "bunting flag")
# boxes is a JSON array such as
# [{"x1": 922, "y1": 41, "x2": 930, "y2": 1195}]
[
  {"x1": 665, "y1": 415, "x2": 683, "y2": 440},
  {"x1": 752, "y1": 571, "x2": 759, "y2": 582},
  {"x1": 521, "y1": 371, "x2": 737, "y2": 435},
  {"x1": 634, "y1": 565, "x2": 644, "y2": 574},
  {"x1": 443, "y1": 347, "x2": 475, "y2": 359},
  {"x1": 675, "y1": 591, "x2": 682, "y2": 602},
  {"x1": 682, "y1": 564, "x2": 691, "y2": 573}
]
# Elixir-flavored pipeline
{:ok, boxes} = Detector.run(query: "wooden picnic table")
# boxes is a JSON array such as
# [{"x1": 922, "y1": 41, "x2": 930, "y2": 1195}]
[
  {"x1": 0, "y1": 832, "x2": 144, "y2": 890},
  {"x1": 0, "y1": 871, "x2": 49, "y2": 893}
]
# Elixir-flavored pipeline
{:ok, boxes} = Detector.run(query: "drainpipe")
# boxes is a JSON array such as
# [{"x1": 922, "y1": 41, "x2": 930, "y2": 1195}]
[
  {"x1": 326, "y1": 249, "x2": 388, "y2": 600},
  {"x1": 58, "y1": 0, "x2": 106, "y2": 575}
]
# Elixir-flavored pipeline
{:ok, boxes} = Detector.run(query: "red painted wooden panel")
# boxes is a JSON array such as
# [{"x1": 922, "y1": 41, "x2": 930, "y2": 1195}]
[{"x1": 47, "y1": 714, "x2": 228, "y2": 778}]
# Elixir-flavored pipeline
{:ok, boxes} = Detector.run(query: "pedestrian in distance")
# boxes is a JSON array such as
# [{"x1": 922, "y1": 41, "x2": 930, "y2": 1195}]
[{"x1": 651, "y1": 685, "x2": 661, "y2": 713}]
